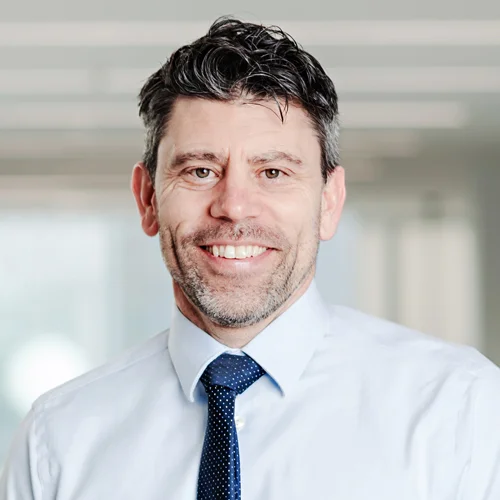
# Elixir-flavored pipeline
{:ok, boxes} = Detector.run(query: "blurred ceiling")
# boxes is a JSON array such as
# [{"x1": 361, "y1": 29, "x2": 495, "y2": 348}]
[{"x1": 0, "y1": 0, "x2": 499, "y2": 184}]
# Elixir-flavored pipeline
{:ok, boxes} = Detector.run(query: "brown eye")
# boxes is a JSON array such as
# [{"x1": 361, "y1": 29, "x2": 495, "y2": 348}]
[
  {"x1": 194, "y1": 168, "x2": 211, "y2": 178},
  {"x1": 265, "y1": 169, "x2": 281, "y2": 179}
]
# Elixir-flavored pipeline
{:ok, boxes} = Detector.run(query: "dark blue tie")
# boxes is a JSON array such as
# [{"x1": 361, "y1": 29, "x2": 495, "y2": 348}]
[{"x1": 197, "y1": 353, "x2": 265, "y2": 500}]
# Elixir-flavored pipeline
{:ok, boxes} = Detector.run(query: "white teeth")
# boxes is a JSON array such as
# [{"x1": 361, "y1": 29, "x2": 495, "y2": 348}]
[
  {"x1": 224, "y1": 246, "x2": 236, "y2": 259},
  {"x1": 235, "y1": 246, "x2": 247, "y2": 259},
  {"x1": 206, "y1": 245, "x2": 268, "y2": 259}
]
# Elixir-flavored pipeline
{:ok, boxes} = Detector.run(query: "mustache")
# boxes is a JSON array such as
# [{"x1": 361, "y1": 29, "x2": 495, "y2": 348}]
[{"x1": 186, "y1": 222, "x2": 288, "y2": 249}]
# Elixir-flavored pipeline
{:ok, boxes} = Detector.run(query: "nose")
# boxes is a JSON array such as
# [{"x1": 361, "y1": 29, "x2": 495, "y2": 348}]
[{"x1": 209, "y1": 166, "x2": 262, "y2": 222}]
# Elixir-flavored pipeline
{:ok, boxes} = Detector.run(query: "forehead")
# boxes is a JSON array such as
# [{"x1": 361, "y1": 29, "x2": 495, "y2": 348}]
[{"x1": 159, "y1": 97, "x2": 321, "y2": 161}]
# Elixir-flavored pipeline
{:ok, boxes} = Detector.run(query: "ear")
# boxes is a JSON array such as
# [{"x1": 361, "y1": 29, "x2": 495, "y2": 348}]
[
  {"x1": 131, "y1": 162, "x2": 159, "y2": 237},
  {"x1": 319, "y1": 166, "x2": 346, "y2": 241}
]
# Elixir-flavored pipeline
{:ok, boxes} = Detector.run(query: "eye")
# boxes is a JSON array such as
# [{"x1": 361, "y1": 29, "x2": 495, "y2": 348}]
[
  {"x1": 264, "y1": 168, "x2": 282, "y2": 179},
  {"x1": 194, "y1": 167, "x2": 212, "y2": 179}
]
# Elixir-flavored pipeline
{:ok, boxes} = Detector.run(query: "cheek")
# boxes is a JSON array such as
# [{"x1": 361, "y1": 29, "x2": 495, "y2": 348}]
[
  {"x1": 158, "y1": 189, "x2": 208, "y2": 231},
  {"x1": 268, "y1": 187, "x2": 321, "y2": 231}
]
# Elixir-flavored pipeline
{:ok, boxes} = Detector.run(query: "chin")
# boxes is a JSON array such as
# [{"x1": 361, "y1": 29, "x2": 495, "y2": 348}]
[{"x1": 197, "y1": 290, "x2": 282, "y2": 328}]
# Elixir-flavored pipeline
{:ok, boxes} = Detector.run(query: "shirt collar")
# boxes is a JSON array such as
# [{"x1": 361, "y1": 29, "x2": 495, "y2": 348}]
[{"x1": 168, "y1": 279, "x2": 330, "y2": 402}]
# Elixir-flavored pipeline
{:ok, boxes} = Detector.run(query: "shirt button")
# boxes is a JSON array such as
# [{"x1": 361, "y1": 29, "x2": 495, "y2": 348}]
[{"x1": 235, "y1": 415, "x2": 245, "y2": 431}]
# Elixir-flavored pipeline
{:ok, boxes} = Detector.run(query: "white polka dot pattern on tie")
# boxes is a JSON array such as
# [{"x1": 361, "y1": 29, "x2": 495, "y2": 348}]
[{"x1": 197, "y1": 353, "x2": 265, "y2": 500}]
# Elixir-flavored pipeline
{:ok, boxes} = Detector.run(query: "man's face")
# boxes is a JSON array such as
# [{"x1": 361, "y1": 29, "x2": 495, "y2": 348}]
[{"x1": 137, "y1": 97, "x2": 344, "y2": 327}]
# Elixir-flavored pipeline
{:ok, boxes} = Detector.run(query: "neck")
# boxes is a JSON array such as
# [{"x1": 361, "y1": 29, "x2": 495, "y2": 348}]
[{"x1": 173, "y1": 274, "x2": 314, "y2": 348}]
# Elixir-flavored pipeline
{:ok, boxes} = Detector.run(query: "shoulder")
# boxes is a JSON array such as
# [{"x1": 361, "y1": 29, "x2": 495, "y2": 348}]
[
  {"x1": 32, "y1": 329, "x2": 171, "y2": 413},
  {"x1": 1, "y1": 330, "x2": 172, "y2": 496},
  {"x1": 323, "y1": 304, "x2": 498, "y2": 381},
  {"x1": 323, "y1": 306, "x2": 500, "y2": 497}
]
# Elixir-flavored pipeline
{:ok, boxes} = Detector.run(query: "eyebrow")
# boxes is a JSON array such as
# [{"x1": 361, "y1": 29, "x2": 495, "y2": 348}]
[
  {"x1": 168, "y1": 149, "x2": 303, "y2": 170},
  {"x1": 170, "y1": 151, "x2": 228, "y2": 169},
  {"x1": 248, "y1": 150, "x2": 303, "y2": 167}
]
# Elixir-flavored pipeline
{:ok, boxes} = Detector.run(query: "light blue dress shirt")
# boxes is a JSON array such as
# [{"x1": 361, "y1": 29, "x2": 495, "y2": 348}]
[{"x1": 1, "y1": 280, "x2": 500, "y2": 499}]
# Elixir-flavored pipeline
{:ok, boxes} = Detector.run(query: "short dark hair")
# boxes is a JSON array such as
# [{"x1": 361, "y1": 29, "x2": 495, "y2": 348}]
[{"x1": 138, "y1": 16, "x2": 340, "y2": 183}]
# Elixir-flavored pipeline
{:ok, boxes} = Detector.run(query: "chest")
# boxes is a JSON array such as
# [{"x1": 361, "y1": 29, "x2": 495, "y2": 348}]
[{"x1": 57, "y1": 393, "x2": 465, "y2": 500}]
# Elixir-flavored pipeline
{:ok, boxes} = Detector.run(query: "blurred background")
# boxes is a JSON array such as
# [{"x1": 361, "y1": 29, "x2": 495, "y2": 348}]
[{"x1": 1, "y1": 0, "x2": 500, "y2": 463}]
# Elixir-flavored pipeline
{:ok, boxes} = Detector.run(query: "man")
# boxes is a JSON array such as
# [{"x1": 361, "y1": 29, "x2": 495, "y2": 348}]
[{"x1": 1, "y1": 16, "x2": 500, "y2": 500}]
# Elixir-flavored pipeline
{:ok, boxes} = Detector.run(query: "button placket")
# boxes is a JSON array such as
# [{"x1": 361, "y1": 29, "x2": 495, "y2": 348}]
[
  {"x1": 234, "y1": 415, "x2": 245, "y2": 431},
  {"x1": 234, "y1": 397, "x2": 246, "y2": 432}
]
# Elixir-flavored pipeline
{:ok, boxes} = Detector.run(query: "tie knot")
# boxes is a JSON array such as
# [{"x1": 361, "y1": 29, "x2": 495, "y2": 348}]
[{"x1": 200, "y1": 353, "x2": 265, "y2": 395}]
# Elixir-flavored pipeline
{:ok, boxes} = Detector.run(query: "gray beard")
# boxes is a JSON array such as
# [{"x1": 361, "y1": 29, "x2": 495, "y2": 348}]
[{"x1": 158, "y1": 223, "x2": 319, "y2": 328}]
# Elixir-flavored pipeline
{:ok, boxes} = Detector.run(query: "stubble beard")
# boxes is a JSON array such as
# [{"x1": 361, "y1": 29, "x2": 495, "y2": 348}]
[{"x1": 158, "y1": 221, "x2": 319, "y2": 328}]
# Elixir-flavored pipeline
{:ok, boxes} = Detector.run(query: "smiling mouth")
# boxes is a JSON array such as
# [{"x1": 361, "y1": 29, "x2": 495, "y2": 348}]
[{"x1": 201, "y1": 244, "x2": 269, "y2": 259}]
